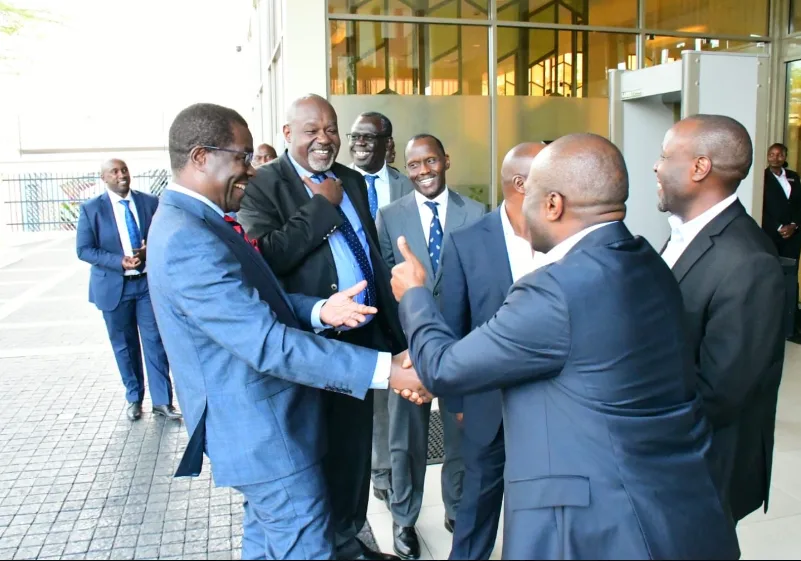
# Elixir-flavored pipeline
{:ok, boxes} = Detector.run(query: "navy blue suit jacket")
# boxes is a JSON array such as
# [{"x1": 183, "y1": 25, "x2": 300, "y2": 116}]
[
  {"x1": 438, "y1": 208, "x2": 508, "y2": 445},
  {"x1": 400, "y1": 222, "x2": 739, "y2": 560},
  {"x1": 76, "y1": 190, "x2": 157, "y2": 311},
  {"x1": 146, "y1": 189, "x2": 378, "y2": 488}
]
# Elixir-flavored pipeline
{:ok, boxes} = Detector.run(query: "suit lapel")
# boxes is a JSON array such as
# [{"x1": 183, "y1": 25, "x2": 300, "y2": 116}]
[
  {"x1": 388, "y1": 168, "x2": 404, "y2": 202},
  {"x1": 99, "y1": 192, "x2": 124, "y2": 253},
  {"x1": 486, "y1": 209, "x2": 514, "y2": 288},
  {"x1": 434, "y1": 191, "x2": 469, "y2": 286},
  {"x1": 131, "y1": 191, "x2": 150, "y2": 240},
  {"x1": 402, "y1": 197, "x2": 436, "y2": 282}
]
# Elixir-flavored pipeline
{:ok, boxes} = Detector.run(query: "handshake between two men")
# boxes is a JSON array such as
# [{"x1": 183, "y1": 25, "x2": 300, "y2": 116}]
[{"x1": 322, "y1": 236, "x2": 433, "y2": 406}]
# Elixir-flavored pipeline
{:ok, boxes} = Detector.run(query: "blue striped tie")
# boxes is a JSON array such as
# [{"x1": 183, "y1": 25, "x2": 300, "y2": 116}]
[
  {"x1": 119, "y1": 200, "x2": 142, "y2": 249},
  {"x1": 365, "y1": 175, "x2": 379, "y2": 219},
  {"x1": 425, "y1": 201, "x2": 443, "y2": 275}
]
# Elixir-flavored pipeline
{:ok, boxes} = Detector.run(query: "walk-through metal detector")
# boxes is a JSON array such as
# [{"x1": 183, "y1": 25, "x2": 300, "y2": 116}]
[{"x1": 608, "y1": 51, "x2": 770, "y2": 249}]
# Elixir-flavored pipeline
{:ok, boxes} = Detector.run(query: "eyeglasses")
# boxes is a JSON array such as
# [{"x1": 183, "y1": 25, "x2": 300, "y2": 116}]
[
  {"x1": 200, "y1": 145, "x2": 254, "y2": 166},
  {"x1": 346, "y1": 133, "x2": 389, "y2": 143}
]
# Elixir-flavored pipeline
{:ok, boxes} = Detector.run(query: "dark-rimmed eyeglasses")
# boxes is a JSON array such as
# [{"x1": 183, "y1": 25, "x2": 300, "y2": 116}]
[
  {"x1": 200, "y1": 145, "x2": 254, "y2": 166},
  {"x1": 346, "y1": 133, "x2": 390, "y2": 143}
]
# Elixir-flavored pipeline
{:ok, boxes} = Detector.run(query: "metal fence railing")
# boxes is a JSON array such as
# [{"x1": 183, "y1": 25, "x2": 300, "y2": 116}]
[{"x1": 2, "y1": 170, "x2": 170, "y2": 232}]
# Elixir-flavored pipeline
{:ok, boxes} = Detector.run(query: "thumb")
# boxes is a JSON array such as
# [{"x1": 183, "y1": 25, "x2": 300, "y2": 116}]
[
  {"x1": 340, "y1": 280, "x2": 367, "y2": 298},
  {"x1": 397, "y1": 236, "x2": 418, "y2": 265}
]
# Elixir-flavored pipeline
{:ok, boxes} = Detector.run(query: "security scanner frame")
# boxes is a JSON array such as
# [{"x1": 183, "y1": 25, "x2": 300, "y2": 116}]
[{"x1": 608, "y1": 51, "x2": 770, "y2": 249}]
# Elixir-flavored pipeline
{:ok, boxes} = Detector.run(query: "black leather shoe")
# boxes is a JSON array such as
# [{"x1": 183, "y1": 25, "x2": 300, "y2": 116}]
[
  {"x1": 392, "y1": 523, "x2": 420, "y2": 560},
  {"x1": 444, "y1": 515, "x2": 455, "y2": 534},
  {"x1": 152, "y1": 405, "x2": 182, "y2": 420},
  {"x1": 126, "y1": 402, "x2": 142, "y2": 421},
  {"x1": 354, "y1": 538, "x2": 400, "y2": 560}
]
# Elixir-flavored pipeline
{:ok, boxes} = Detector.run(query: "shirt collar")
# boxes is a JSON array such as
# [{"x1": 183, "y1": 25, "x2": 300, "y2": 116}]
[
  {"x1": 287, "y1": 151, "x2": 335, "y2": 180},
  {"x1": 540, "y1": 222, "x2": 617, "y2": 267},
  {"x1": 500, "y1": 201, "x2": 518, "y2": 238},
  {"x1": 106, "y1": 187, "x2": 132, "y2": 204},
  {"x1": 667, "y1": 194, "x2": 738, "y2": 243},
  {"x1": 167, "y1": 182, "x2": 225, "y2": 217},
  {"x1": 354, "y1": 162, "x2": 389, "y2": 183},
  {"x1": 414, "y1": 186, "x2": 450, "y2": 209}
]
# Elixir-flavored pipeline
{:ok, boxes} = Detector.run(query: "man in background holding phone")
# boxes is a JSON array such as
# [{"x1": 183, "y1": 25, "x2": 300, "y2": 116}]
[{"x1": 76, "y1": 158, "x2": 179, "y2": 422}]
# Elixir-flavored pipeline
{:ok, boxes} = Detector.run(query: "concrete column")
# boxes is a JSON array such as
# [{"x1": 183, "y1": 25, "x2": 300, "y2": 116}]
[{"x1": 281, "y1": 0, "x2": 328, "y2": 104}]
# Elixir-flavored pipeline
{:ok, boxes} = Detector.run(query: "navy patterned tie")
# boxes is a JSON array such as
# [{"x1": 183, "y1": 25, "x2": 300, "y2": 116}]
[
  {"x1": 119, "y1": 200, "x2": 142, "y2": 249},
  {"x1": 312, "y1": 174, "x2": 376, "y2": 307},
  {"x1": 365, "y1": 175, "x2": 379, "y2": 219},
  {"x1": 425, "y1": 201, "x2": 443, "y2": 275}
]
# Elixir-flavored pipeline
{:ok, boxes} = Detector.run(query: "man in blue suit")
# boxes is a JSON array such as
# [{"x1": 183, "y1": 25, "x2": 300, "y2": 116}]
[
  {"x1": 390, "y1": 134, "x2": 740, "y2": 559},
  {"x1": 76, "y1": 159, "x2": 179, "y2": 422},
  {"x1": 146, "y1": 103, "x2": 428, "y2": 560},
  {"x1": 438, "y1": 142, "x2": 545, "y2": 560}
]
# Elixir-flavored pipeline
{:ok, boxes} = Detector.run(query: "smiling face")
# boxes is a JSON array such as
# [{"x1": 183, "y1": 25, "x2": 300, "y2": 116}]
[
  {"x1": 405, "y1": 137, "x2": 450, "y2": 199},
  {"x1": 349, "y1": 115, "x2": 389, "y2": 173},
  {"x1": 283, "y1": 98, "x2": 340, "y2": 173},
  {"x1": 205, "y1": 123, "x2": 256, "y2": 213},
  {"x1": 101, "y1": 159, "x2": 131, "y2": 196}
]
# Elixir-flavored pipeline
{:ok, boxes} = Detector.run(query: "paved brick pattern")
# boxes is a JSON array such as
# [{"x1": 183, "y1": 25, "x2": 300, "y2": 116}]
[{"x1": 0, "y1": 235, "x2": 376, "y2": 560}]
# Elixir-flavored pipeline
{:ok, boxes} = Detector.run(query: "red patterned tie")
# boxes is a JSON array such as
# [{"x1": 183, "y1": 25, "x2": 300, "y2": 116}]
[{"x1": 224, "y1": 215, "x2": 260, "y2": 253}]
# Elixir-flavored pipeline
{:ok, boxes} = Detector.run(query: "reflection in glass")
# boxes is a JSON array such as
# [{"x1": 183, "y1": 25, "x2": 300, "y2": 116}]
[
  {"x1": 330, "y1": 21, "x2": 489, "y2": 96},
  {"x1": 793, "y1": 0, "x2": 801, "y2": 33},
  {"x1": 644, "y1": 36, "x2": 766, "y2": 67},
  {"x1": 644, "y1": 0, "x2": 768, "y2": 37},
  {"x1": 786, "y1": 61, "x2": 801, "y2": 175},
  {"x1": 328, "y1": 0, "x2": 488, "y2": 19},
  {"x1": 496, "y1": 28, "x2": 636, "y2": 97},
  {"x1": 497, "y1": 0, "x2": 637, "y2": 28}
]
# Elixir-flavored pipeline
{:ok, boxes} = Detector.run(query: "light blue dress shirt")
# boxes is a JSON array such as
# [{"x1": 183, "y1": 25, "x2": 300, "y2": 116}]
[{"x1": 287, "y1": 154, "x2": 374, "y2": 326}]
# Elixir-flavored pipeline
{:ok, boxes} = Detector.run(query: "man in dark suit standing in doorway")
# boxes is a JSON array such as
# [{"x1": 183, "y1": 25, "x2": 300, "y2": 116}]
[
  {"x1": 657, "y1": 115, "x2": 786, "y2": 522},
  {"x1": 237, "y1": 94, "x2": 404, "y2": 561}
]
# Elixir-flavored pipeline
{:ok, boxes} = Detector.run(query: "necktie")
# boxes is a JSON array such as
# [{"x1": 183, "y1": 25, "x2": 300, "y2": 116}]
[
  {"x1": 312, "y1": 173, "x2": 377, "y2": 307},
  {"x1": 425, "y1": 201, "x2": 443, "y2": 276},
  {"x1": 365, "y1": 175, "x2": 379, "y2": 219},
  {"x1": 224, "y1": 215, "x2": 260, "y2": 253},
  {"x1": 119, "y1": 200, "x2": 142, "y2": 250}
]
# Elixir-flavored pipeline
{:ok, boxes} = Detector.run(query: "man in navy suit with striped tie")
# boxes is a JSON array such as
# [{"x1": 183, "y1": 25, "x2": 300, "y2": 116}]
[{"x1": 76, "y1": 159, "x2": 179, "y2": 422}]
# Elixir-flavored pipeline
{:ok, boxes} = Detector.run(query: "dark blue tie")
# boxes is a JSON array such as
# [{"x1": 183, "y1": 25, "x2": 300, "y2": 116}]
[
  {"x1": 312, "y1": 174, "x2": 376, "y2": 307},
  {"x1": 425, "y1": 201, "x2": 443, "y2": 276},
  {"x1": 365, "y1": 175, "x2": 379, "y2": 219},
  {"x1": 119, "y1": 200, "x2": 142, "y2": 249}
]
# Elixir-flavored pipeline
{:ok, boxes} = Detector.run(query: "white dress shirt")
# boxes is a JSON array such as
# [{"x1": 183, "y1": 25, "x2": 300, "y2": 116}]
[
  {"x1": 775, "y1": 168, "x2": 792, "y2": 199},
  {"x1": 166, "y1": 183, "x2": 392, "y2": 389},
  {"x1": 352, "y1": 163, "x2": 392, "y2": 209},
  {"x1": 661, "y1": 194, "x2": 738, "y2": 269},
  {"x1": 415, "y1": 187, "x2": 450, "y2": 245},
  {"x1": 106, "y1": 188, "x2": 145, "y2": 276},
  {"x1": 540, "y1": 222, "x2": 616, "y2": 268},
  {"x1": 500, "y1": 201, "x2": 543, "y2": 281}
]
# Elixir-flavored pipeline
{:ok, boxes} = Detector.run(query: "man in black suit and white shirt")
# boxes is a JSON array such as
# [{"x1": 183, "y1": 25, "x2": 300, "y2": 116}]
[
  {"x1": 347, "y1": 111, "x2": 415, "y2": 509},
  {"x1": 656, "y1": 114, "x2": 786, "y2": 522}
]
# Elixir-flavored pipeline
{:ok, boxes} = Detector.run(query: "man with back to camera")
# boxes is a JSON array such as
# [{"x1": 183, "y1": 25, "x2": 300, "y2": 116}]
[
  {"x1": 389, "y1": 133, "x2": 740, "y2": 560},
  {"x1": 76, "y1": 158, "x2": 179, "y2": 422},
  {"x1": 347, "y1": 110, "x2": 414, "y2": 507},
  {"x1": 145, "y1": 102, "x2": 428, "y2": 561},
  {"x1": 656, "y1": 115, "x2": 786, "y2": 523},
  {"x1": 375, "y1": 133, "x2": 485, "y2": 560},
  {"x1": 437, "y1": 142, "x2": 546, "y2": 560},
  {"x1": 237, "y1": 94, "x2": 406, "y2": 561}
]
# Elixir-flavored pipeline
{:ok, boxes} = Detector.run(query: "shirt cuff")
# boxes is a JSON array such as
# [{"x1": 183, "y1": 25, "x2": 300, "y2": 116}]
[
  {"x1": 370, "y1": 352, "x2": 392, "y2": 390},
  {"x1": 779, "y1": 224, "x2": 784, "y2": 231},
  {"x1": 311, "y1": 299, "x2": 327, "y2": 330}
]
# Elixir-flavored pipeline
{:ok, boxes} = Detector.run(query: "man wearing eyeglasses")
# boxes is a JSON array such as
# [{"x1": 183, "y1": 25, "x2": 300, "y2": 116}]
[
  {"x1": 238, "y1": 94, "x2": 407, "y2": 561},
  {"x1": 348, "y1": 112, "x2": 414, "y2": 510}
]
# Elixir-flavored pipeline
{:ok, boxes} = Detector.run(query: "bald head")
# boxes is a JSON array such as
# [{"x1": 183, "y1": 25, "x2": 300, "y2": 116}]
[
  {"x1": 254, "y1": 143, "x2": 277, "y2": 167},
  {"x1": 500, "y1": 142, "x2": 546, "y2": 198},
  {"x1": 283, "y1": 94, "x2": 340, "y2": 173},
  {"x1": 677, "y1": 114, "x2": 752, "y2": 190},
  {"x1": 100, "y1": 158, "x2": 131, "y2": 197},
  {"x1": 529, "y1": 134, "x2": 628, "y2": 208}
]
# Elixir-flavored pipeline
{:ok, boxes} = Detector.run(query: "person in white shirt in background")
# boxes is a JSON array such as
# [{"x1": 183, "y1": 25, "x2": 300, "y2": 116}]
[{"x1": 436, "y1": 142, "x2": 545, "y2": 560}]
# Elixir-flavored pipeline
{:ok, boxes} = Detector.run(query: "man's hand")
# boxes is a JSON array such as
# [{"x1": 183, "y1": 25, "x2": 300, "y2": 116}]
[
  {"x1": 302, "y1": 175, "x2": 344, "y2": 206},
  {"x1": 780, "y1": 224, "x2": 799, "y2": 239},
  {"x1": 455, "y1": 413, "x2": 464, "y2": 424},
  {"x1": 389, "y1": 350, "x2": 432, "y2": 405},
  {"x1": 320, "y1": 280, "x2": 378, "y2": 328},
  {"x1": 390, "y1": 236, "x2": 428, "y2": 302},
  {"x1": 122, "y1": 256, "x2": 141, "y2": 270},
  {"x1": 133, "y1": 240, "x2": 147, "y2": 263}
]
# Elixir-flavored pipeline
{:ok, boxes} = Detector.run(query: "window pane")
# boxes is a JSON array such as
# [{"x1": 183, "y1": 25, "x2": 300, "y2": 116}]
[
  {"x1": 328, "y1": 0, "x2": 488, "y2": 19},
  {"x1": 497, "y1": 28, "x2": 636, "y2": 98},
  {"x1": 497, "y1": 0, "x2": 637, "y2": 29},
  {"x1": 330, "y1": 21, "x2": 489, "y2": 95},
  {"x1": 786, "y1": 61, "x2": 801, "y2": 175},
  {"x1": 644, "y1": 0, "x2": 768, "y2": 37},
  {"x1": 793, "y1": 0, "x2": 801, "y2": 34},
  {"x1": 644, "y1": 36, "x2": 767, "y2": 67}
]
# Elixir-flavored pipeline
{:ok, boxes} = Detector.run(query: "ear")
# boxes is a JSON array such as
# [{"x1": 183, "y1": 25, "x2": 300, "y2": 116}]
[
  {"x1": 189, "y1": 146, "x2": 207, "y2": 171},
  {"x1": 513, "y1": 175, "x2": 526, "y2": 195},
  {"x1": 282, "y1": 124, "x2": 292, "y2": 145},
  {"x1": 444, "y1": 154, "x2": 451, "y2": 171},
  {"x1": 545, "y1": 192, "x2": 565, "y2": 221},
  {"x1": 692, "y1": 156, "x2": 712, "y2": 182}
]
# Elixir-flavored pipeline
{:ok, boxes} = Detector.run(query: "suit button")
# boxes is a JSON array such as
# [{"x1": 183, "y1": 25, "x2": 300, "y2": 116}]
[
  {"x1": 433, "y1": 290, "x2": 440, "y2": 298},
  {"x1": 331, "y1": 284, "x2": 338, "y2": 292}
]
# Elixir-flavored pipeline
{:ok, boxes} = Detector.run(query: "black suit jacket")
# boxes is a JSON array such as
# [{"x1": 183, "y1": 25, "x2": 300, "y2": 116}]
[
  {"x1": 669, "y1": 199, "x2": 785, "y2": 521},
  {"x1": 763, "y1": 167, "x2": 801, "y2": 258},
  {"x1": 237, "y1": 152, "x2": 406, "y2": 354}
]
